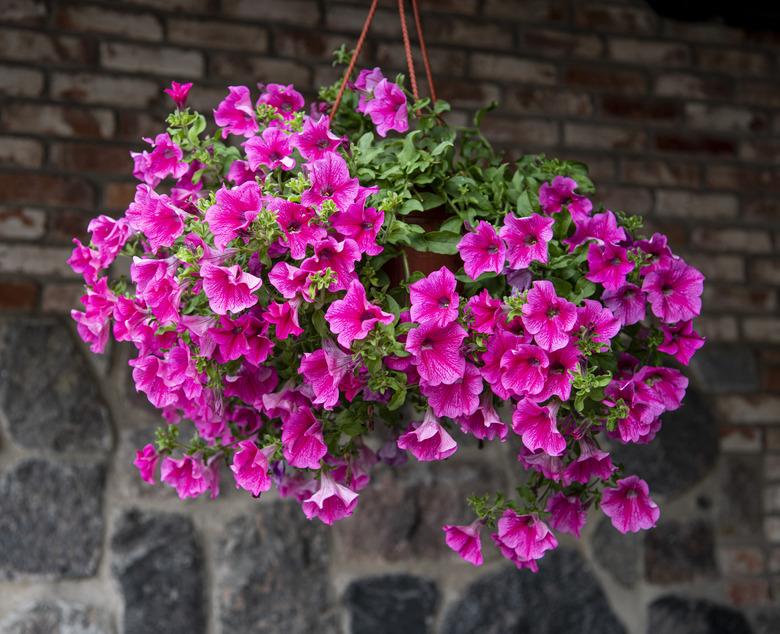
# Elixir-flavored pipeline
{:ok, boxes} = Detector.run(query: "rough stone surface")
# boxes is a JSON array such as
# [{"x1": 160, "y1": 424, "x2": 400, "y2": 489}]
[
  {"x1": 0, "y1": 600, "x2": 114, "y2": 634},
  {"x1": 718, "y1": 455, "x2": 763, "y2": 539},
  {"x1": 752, "y1": 609, "x2": 780, "y2": 634},
  {"x1": 591, "y1": 516, "x2": 641, "y2": 587},
  {"x1": 690, "y1": 345, "x2": 759, "y2": 393},
  {"x1": 216, "y1": 501, "x2": 338, "y2": 634},
  {"x1": 644, "y1": 519, "x2": 717, "y2": 584},
  {"x1": 647, "y1": 596, "x2": 753, "y2": 634},
  {"x1": 0, "y1": 459, "x2": 105, "y2": 578},
  {"x1": 0, "y1": 318, "x2": 111, "y2": 453},
  {"x1": 441, "y1": 548, "x2": 627, "y2": 634},
  {"x1": 611, "y1": 387, "x2": 718, "y2": 497},
  {"x1": 111, "y1": 510, "x2": 205, "y2": 634},
  {"x1": 345, "y1": 574, "x2": 438, "y2": 634}
]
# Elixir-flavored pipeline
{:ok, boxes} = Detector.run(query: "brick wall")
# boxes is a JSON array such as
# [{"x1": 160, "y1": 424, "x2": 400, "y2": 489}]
[{"x1": 0, "y1": 1, "x2": 778, "y2": 632}]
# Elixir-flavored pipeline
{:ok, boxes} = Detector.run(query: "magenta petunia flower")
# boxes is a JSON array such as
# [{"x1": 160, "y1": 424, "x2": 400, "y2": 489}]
[
  {"x1": 563, "y1": 438, "x2": 615, "y2": 485},
  {"x1": 636, "y1": 232, "x2": 673, "y2": 274},
  {"x1": 205, "y1": 181, "x2": 263, "y2": 250},
  {"x1": 458, "y1": 221, "x2": 506, "y2": 280},
  {"x1": 200, "y1": 263, "x2": 262, "y2": 315},
  {"x1": 521, "y1": 280, "x2": 577, "y2": 352},
  {"x1": 565, "y1": 210, "x2": 626, "y2": 251},
  {"x1": 658, "y1": 320, "x2": 705, "y2": 365},
  {"x1": 538, "y1": 175, "x2": 592, "y2": 220},
  {"x1": 405, "y1": 320, "x2": 467, "y2": 386},
  {"x1": 493, "y1": 510, "x2": 557, "y2": 569},
  {"x1": 601, "y1": 475, "x2": 660, "y2": 534},
  {"x1": 500, "y1": 213, "x2": 554, "y2": 270},
  {"x1": 481, "y1": 330, "x2": 527, "y2": 400},
  {"x1": 300, "y1": 237, "x2": 361, "y2": 291},
  {"x1": 244, "y1": 126, "x2": 296, "y2": 172},
  {"x1": 409, "y1": 266, "x2": 460, "y2": 328},
  {"x1": 421, "y1": 362, "x2": 483, "y2": 418},
  {"x1": 257, "y1": 83, "x2": 304, "y2": 119},
  {"x1": 354, "y1": 66, "x2": 385, "y2": 112},
  {"x1": 133, "y1": 443, "x2": 159, "y2": 484},
  {"x1": 161, "y1": 343, "x2": 204, "y2": 401},
  {"x1": 605, "y1": 380, "x2": 658, "y2": 444},
  {"x1": 586, "y1": 243, "x2": 634, "y2": 292},
  {"x1": 68, "y1": 239, "x2": 101, "y2": 285},
  {"x1": 227, "y1": 159, "x2": 262, "y2": 185},
  {"x1": 160, "y1": 454, "x2": 217, "y2": 499},
  {"x1": 164, "y1": 81, "x2": 192, "y2": 110},
  {"x1": 456, "y1": 393, "x2": 508, "y2": 441},
  {"x1": 500, "y1": 344, "x2": 549, "y2": 397},
  {"x1": 125, "y1": 185, "x2": 185, "y2": 251},
  {"x1": 301, "y1": 152, "x2": 360, "y2": 212},
  {"x1": 268, "y1": 261, "x2": 311, "y2": 301},
  {"x1": 131, "y1": 133, "x2": 187, "y2": 187},
  {"x1": 466, "y1": 289, "x2": 503, "y2": 333},
  {"x1": 268, "y1": 198, "x2": 326, "y2": 260},
  {"x1": 332, "y1": 202, "x2": 384, "y2": 256},
  {"x1": 442, "y1": 520, "x2": 484, "y2": 566},
  {"x1": 602, "y1": 283, "x2": 646, "y2": 326},
  {"x1": 642, "y1": 258, "x2": 704, "y2": 324},
  {"x1": 262, "y1": 301, "x2": 304, "y2": 340},
  {"x1": 533, "y1": 343, "x2": 579, "y2": 402},
  {"x1": 130, "y1": 354, "x2": 177, "y2": 409},
  {"x1": 633, "y1": 366, "x2": 688, "y2": 414},
  {"x1": 230, "y1": 440, "x2": 274, "y2": 497},
  {"x1": 397, "y1": 409, "x2": 458, "y2": 461},
  {"x1": 224, "y1": 365, "x2": 279, "y2": 410},
  {"x1": 295, "y1": 115, "x2": 342, "y2": 160},
  {"x1": 302, "y1": 473, "x2": 359, "y2": 525},
  {"x1": 88, "y1": 215, "x2": 130, "y2": 268},
  {"x1": 512, "y1": 399, "x2": 566, "y2": 456},
  {"x1": 325, "y1": 279, "x2": 394, "y2": 348},
  {"x1": 363, "y1": 78, "x2": 409, "y2": 137},
  {"x1": 209, "y1": 314, "x2": 271, "y2": 365},
  {"x1": 546, "y1": 493, "x2": 587, "y2": 538},
  {"x1": 282, "y1": 406, "x2": 327, "y2": 469},
  {"x1": 575, "y1": 299, "x2": 621, "y2": 350},
  {"x1": 214, "y1": 85, "x2": 258, "y2": 138},
  {"x1": 299, "y1": 340, "x2": 353, "y2": 410},
  {"x1": 517, "y1": 447, "x2": 565, "y2": 483}
]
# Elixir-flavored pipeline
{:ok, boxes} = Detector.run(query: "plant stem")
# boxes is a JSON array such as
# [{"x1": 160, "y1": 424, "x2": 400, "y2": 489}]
[{"x1": 401, "y1": 249, "x2": 410, "y2": 282}]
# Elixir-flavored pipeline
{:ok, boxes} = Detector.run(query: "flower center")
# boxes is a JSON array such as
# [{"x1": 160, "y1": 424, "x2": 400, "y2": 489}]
[
  {"x1": 662, "y1": 285, "x2": 674, "y2": 296},
  {"x1": 320, "y1": 187, "x2": 334, "y2": 197},
  {"x1": 610, "y1": 257, "x2": 621, "y2": 266},
  {"x1": 317, "y1": 138, "x2": 330, "y2": 149},
  {"x1": 528, "y1": 357, "x2": 540, "y2": 367},
  {"x1": 525, "y1": 236, "x2": 538, "y2": 246},
  {"x1": 287, "y1": 221, "x2": 301, "y2": 233},
  {"x1": 438, "y1": 297, "x2": 451, "y2": 309},
  {"x1": 420, "y1": 338, "x2": 434, "y2": 351},
  {"x1": 487, "y1": 245, "x2": 499, "y2": 254},
  {"x1": 547, "y1": 308, "x2": 559, "y2": 318},
  {"x1": 360, "y1": 310, "x2": 375, "y2": 322},
  {"x1": 361, "y1": 221, "x2": 374, "y2": 231}
]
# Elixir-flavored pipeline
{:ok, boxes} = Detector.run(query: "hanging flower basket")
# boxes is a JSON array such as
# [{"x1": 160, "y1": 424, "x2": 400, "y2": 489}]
[{"x1": 69, "y1": 3, "x2": 705, "y2": 570}]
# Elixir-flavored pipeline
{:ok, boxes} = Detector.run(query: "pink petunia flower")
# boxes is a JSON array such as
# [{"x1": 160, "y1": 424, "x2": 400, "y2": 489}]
[
  {"x1": 332, "y1": 202, "x2": 384, "y2": 256},
  {"x1": 605, "y1": 380, "x2": 658, "y2": 444},
  {"x1": 521, "y1": 280, "x2": 577, "y2": 352},
  {"x1": 459, "y1": 221, "x2": 506, "y2": 280},
  {"x1": 214, "y1": 85, "x2": 258, "y2": 138},
  {"x1": 565, "y1": 210, "x2": 626, "y2": 251},
  {"x1": 131, "y1": 133, "x2": 187, "y2": 187},
  {"x1": 533, "y1": 343, "x2": 579, "y2": 402},
  {"x1": 257, "y1": 83, "x2": 304, "y2": 119},
  {"x1": 302, "y1": 473, "x2": 359, "y2": 525},
  {"x1": 493, "y1": 510, "x2": 557, "y2": 570},
  {"x1": 456, "y1": 393, "x2": 508, "y2": 441},
  {"x1": 281, "y1": 406, "x2": 327, "y2": 469},
  {"x1": 405, "y1": 320, "x2": 467, "y2": 386},
  {"x1": 481, "y1": 330, "x2": 527, "y2": 400},
  {"x1": 268, "y1": 261, "x2": 312, "y2": 300},
  {"x1": 466, "y1": 289, "x2": 503, "y2": 333},
  {"x1": 268, "y1": 198, "x2": 326, "y2": 259},
  {"x1": 601, "y1": 475, "x2": 660, "y2": 534},
  {"x1": 209, "y1": 314, "x2": 272, "y2": 365},
  {"x1": 227, "y1": 158, "x2": 263, "y2": 185},
  {"x1": 500, "y1": 214, "x2": 555, "y2": 270},
  {"x1": 409, "y1": 266, "x2": 460, "y2": 327},
  {"x1": 362, "y1": 78, "x2": 409, "y2": 137},
  {"x1": 68, "y1": 239, "x2": 101, "y2": 285},
  {"x1": 538, "y1": 175, "x2": 592, "y2": 220},
  {"x1": 230, "y1": 440, "x2": 274, "y2": 497},
  {"x1": 632, "y1": 366, "x2": 687, "y2": 414},
  {"x1": 243, "y1": 126, "x2": 296, "y2": 171},
  {"x1": 575, "y1": 299, "x2": 621, "y2": 350},
  {"x1": 301, "y1": 152, "x2": 360, "y2": 212},
  {"x1": 421, "y1": 362, "x2": 483, "y2": 418},
  {"x1": 642, "y1": 258, "x2": 704, "y2": 324},
  {"x1": 602, "y1": 283, "x2": 646, "y2": 326},
  {"x1": 88, "y1": 215, "x2": 130, "y2": 268},
  {"x1": 299, "y1": 341, "x2": 354, "y2": 410},
  {"x1": 636, "y1": 233, "x2": 673, "y2": 274},
  {"x1": 224, "y1": 365, "x2": 279, "y2": 410},
  {"x1": 262, "y1": 300, "x2": 304, "y2": 340},
  {"x1": 133, "y1": 443, "x2": 159, "y2": 484},
  {"x1": 442, "y1": 520, "x2": 484, "y2": 566},
  {"x1": 130, "y1": 354, "x2": 177, "y2": 409},
  {"x1": 354, "y1": 67, "x2": 385, "y2": 112},
  {"x1": 500, "y1": 344, "x2": 549, "y2": 397},
  {"x1": 205, "y1": 181, "x2": 263, "y2": 250},
  {"x1": 324, "y1": 280, "x2": 394, "y2": 348},
  {"x1": 300, "y1": 237, "x2": 361, "y2": 291},
  {"x1": 200, "y1": 263, "x2": 262, "y2": 315},
  {"x1": 161, "y1": 343, "x2": 204, "y2": 401},
  {"x1": 295, "y1": 115, "x2": 342, "y2": 160},
  {"x1": 512, "y1": 399, "x2": 566, "y2": 456},
  {"x1": 563, "y1": 438, "x2": 615, "y2": 485},
  {"x1": 164, "y1": 81, "x2": 193, "y2": 109},
  {"x1": 125, "y1": 185, "x2": 185, "y2": 251},
  {"x1": 546, "y1": 493, "x2": 587, "y2": 538},
  {"x1": 397, "y1": 409, "x2": 458, "y2": 461},
  {"x1": 160, "y1": 454, "x2": 218, "y2": 499},
  {"x1": 658, "y1": 320, "x2": 705, "y2": 365},
  {"x1": 517, "y1": 447, "x2": 565, "y2": 482},
  {"x1": 586, "y1": 243, "x2": 634, "y2": 292}
]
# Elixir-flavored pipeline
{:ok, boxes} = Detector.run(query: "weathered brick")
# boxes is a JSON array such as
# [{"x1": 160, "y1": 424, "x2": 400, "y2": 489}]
[
  {"x1": 574, "y1": 3, "x2": 658, "y2": 34},
  {"x1": 479, "y1": 117, "x2": 559, "y2": 148},
  {"x1": 655, "y1": 133, "x2": 736, "y2": 157},
  {"x1": 771, "y1": 548, "x2": 780, "y2": 574},
  {"x1": 740, "y1": 139, "x2": 780, "y2": 164},
  {"x1": 208, "y1": 53, "x2": 310, "y2": 86},
  {"x1": 751, "y1": 259, "x2": 780, "y2": 285},
  {"x1": 685, "y1": 103, "x2": 767, "y2": 133},
  {"x1": 681, "y1": 253, "x2": 744, "y2": 283},
  {"x1": 102, "y1": 182, "x2": 138, "y2": 211},
  {"x1": 0, "y1": 280, "x2": 39, "y2": 310},
  {"x1": 564, "y1": 123, "x2": 646, "y2": 150},
  {"x1": 425, "y1": 17, "x2": 514, "y2": 49},
  {"x1": 225, "y1": 0, "x2": 320, "y2": 26},
  {"x1": 431, "y1": 79, "x2": 500, "y2": 110},
  {"x1": 0, "y1": 173, "x2": 93, "y2": 207},
  {"x1": 375, "y1": 43, "x2": 466, "y2": 78},
  {"x1": 484, "y1": 0, "x2": 567, "y2": 22},
  {"x1": 718, "y1": 546, "x2": 766, "y2": 576},
  {"x1": 49, "y1": 209, "x2": 93, "y2": 243},
  {"x1": 717, "y1": 395, "x2": 780, "y2": 424},
  {"x1": 565, "y1": 64, "x2": 647, "y2": 94},
  {"x1": 1, "y1": 103, "x2": 116, "y2": 139},
  {"x1": 503, "y1": 86, "x2": 592, "y2": 117},
  {"x1": 167, "y1": 18, "x2": 268, "y2": 52},
  {"x1": 720, "y1": 426, "x2": 763, "y2": 453},
  {"x1": 1, "y1": 0, "x2": 47, "y2": 24},
  {"x1": 470, "y1": 53, "x2": 557, "y2": 85},
  {"x1": 0, "y1": 28, "x2": 91, "y2": 64},
  {"x1": 41, "y1": 282, "x2": 83, "y2": 313},
  {"x1": 765, "y1": 516, "x2": 780, "y2": 543},
  {"x1": 121, "y1": 0, "x2": 212, "y2": 11},
  {"x1": 655, "y1": 73, "x2": 733, "y2": 100},
  {"x1": 691, "y1": 227, "x2": 772, "y2": 253},
  {"x1": 767, "y1": 455, "x2": 780, "y2": 481},
  {"x1": 100, "y1": 42, "x2": 204, "y2": 77},
  {"x1": 706, "y1": 167, "x2": 780, "y2": 193},
  {"x1": 54, "y1": 5, "x2": 163, "y2": 41},
  {"x1": 702, "y1": 286, "x2": 776, "y2": 314},
  {"x1": 743, "y1": 199, "x2": 780, "y2": 224},
  {"x1": 0, "y1": 65, "x2": 44, "y2": 97},
  {"x1": 607, "y1": 38, "x2": 689, "y2": 65},
  {"x1": 324, "y1": 6, "x2": 398, "y2": 37},
  {"x1": 655, "y1": 190, "x2": 737, "y2": 219},
  {"x1": 727, "y1": 580, "x2": 771, "y2": 608},
  {"x1": 0, "y1": 244, "x2": 77, "y2": 278},
  {"x1": 49, "y1": 143, "x2": 133, "y2": 176},
  {"x1": 696, "y1": 315, "x2": 739, "y2": 342},
  {"x1": 557, "y1": 153, "x2": 616, "y2": 181},
  {"x1": 621, "y1": 159, "x2": 700, "y2": 187},
  {"x1": 0, "y1": 137, "x2": 43, "y2": 168},
  {"x1": 116, "y1": 111, "x2": 163, "y2": 142},
  {"x1": 597, "y1": 185, "x2": 653, "y2": 214},
  {"x1": 696, "y1": 47, "x2": 770, "y2": 75},
  {"x1": 275, "y1": 30, "x2": 347, "y2": 62},
  {"x1": 738, "y1": 80, "x2": 780, "y2": 108},
  {"x1": 643, "y1": 218, "x2": 689, "y2": 246},
  {"x1": 767, "y1": 485, "x2": 780, "y2": 513},
  {"x1": 601, "y1": 95, "x2": 682, "y2": 123},
  {"x1": 419, "y1": 0, "x2": 479, "y2": 14},
  {"x1": 186, "y1": 85, "x2": 233, "y2": 112},
  {"x1": 51, "y1": 73, "x2": 159, "y2": 107},
  {"x1": 521, "y1": 28, "x2": 603, "y2": 58},
  {"x1": 743, "y1": 318, "x2": 780, "y2": 344},
  {"x1": 662, "y1": 20, "x2": 743, "y2": 43},
  {"x1": 0, "y1": 206, "x2": 46, "y2": 240}
]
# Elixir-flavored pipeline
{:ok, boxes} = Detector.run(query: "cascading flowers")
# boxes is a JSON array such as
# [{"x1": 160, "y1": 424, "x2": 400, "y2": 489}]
[{"x1": 70, "y1": 56, "x2": 704, "y2": 571}]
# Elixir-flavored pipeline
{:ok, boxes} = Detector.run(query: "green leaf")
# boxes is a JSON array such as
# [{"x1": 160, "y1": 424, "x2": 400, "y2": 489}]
[
  {"x1": 516, "y1": 190, "x2": 533, "y2": 216},
  {"x1": 549, "y1": 277, "x2": 573, "y2": 297},
  {"x1": 311, "y1": 311, "x2": 330, "y2": 339},
  {"x1": 422, "y1": 230, "x2": 461, "y2": 254},
  {"x1": 419, "y1": 192, "x2": 445, "y2": 210},
  {"x1": 431, "y1": 139, "x2": 454, "y2": 156},
  {"x1": 439, "y1": 216, "x2": 463, "y2": 233},
  {"x1": 400, "y1": 198, "x2": 424, "y2": 214}
]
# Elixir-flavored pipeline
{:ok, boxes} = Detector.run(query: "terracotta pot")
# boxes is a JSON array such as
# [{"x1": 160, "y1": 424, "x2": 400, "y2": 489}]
[{"x1": 383, "y1": 208, "x2": 460, "y2": 286}]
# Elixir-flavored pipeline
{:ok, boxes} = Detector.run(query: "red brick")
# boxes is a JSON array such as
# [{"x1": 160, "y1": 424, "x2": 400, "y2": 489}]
[
  {"x1": 564, "y1": 64, "x2": 647, "y2": 94},
  {"x1": 707, "y1": 167, "x2": 780, "y2": 194},
  {"x1": 0, "y1": 206, "x2": 46, "y2": 240},
  {"x1": 655, "y1": 190, "x2": 737, "y2": 220},
  {"x1": 597, "y1": 185, "x2": 653, "y2": 214},
  {"x1": 655, "y1": 133, "x2": 736, "y2": 157},
  {"x1": 740, "y1": 139, "x2": 780, "y2": 164},
  {"x1": 601, "y1": 95, "x2": 682, "y2": 123},
  {"x1": 621, "y1": 159, "x2": 700, "y2": 188},
  {"x1": 2, "y1": 0, "x2": 47, "y2": 24},
  {"x1": 0, "y1": 137, "x2": 43, "y2": 168},
  {"x1": 54, "y1": 5, "x2": 163, "y2": 41},
  {"x1": 167, "y1": 18, "x2": 269, "y2": 52},
  {"x1": 557, "y1": 154, "x2": 616, "y2": 181},
  {"x1": 504, "y1": 86, "x2": 592, "y2": 117},
  {"x1": 41, "y1": 283, "x2": 84, "y2": 314},
  {"x1": 743, "y1": 319, "x2": 780, "y2": 344},
  {"x1": 686, "y1": 103, "x2": 768, "y2": 133},
  {"x1": 0, "y1": 280, "x2": 39, "y2": 311},
  {"x1": 702, "y1": 286, "x2": 776, "y2": 314},
  {"x1": 471, "y1": 53, "x2": 557, "y2": 85},
  {"x1": 643, "y1": 219, "x2": 689, "y2": 246},
  {"x1": 116, "y1": 111, "x2": 164, "y2": 142},
  {"x1": 0, "y1": 173, "x2": 93, "y2": 208},
  {"x1": 431, "y1": 79, "x2": 500, "y2": 110},
  {"x1": 697, "y1": 316, "x2": 739, "y2": 342},
  {"x1": 275, "y1": 30, "x2": 347, "y2": 62},
  {"x1": 100, "y1": 42, "x2": 204, "y2": 77},
  {"x1": 719, "y1": 546, "x2": 766, "y2": 575},
  {"x1": 751, "y1": 259, "x2": 780, "y2": 285},
  {"x1": 0, "y1": 103, "x2": 116, "y2": 139},
  {"x1": 48, "y1": 209, "x2": 93, "y2": 243},
  {"x1": 691, "y1": 227, "x2": 772, "y2": 253},
  {"x1": 574, "y1": 3, "x2": 658, "y2": 34},
  {"x1": 655, "y1": 73, "x2": 733, "y2": 99},
  {"x1": 209, "y1": 53, "x2": 310, "y2": 86},
  {"x1": 0, "y1": 244, "x2": 77, "y2": 278},
  {"x1": 564, "y1": 123, "x2": 646, "y2": 151},
  {"x1": 738, "y1": 80, "x2": 780, "y2": 108},
  {"x1": 186, "y1": 85, "x2": 234, "y2": 112},
  {"x1": 0, "y1": 27, "x2": 93, "y2": 64},
  {"x1": 51, "y1": 73, "x2": 159, "y2": 108},
  {"x1": 681, "y1": 253, "x2": 744, "y2": 283},
  {"x1": 0, "y1": 65, "x2": 44, "y2": 97},
  {"x1": 521, "y1": 29, "x2": 603, "y2": 59},
  {"x1": 717, "y1": 395, "x2": 780, "y2": 423},
  {"x1": 479, "y1": 117, "x2": 559, "y2": 148},
  {"x1": 696, "y1": 47, "x2": 771, "y2": 75},
  {"x1": 225, "y1": 0, "x2": 320, "y2": 26},
  {"x1": 607, "y1": 38, "x2": 689, "y2": 65},
  {"x1": 50, "y1": 143, "x2": 133, "y2": 176},
  {"x1": 375, "y1": 43, "x2": 467, "y2": 78},
  {"x1": 102, "y1": 182, "x2": 138, "y2": 212},
  {"x1": 325, "y1": 6, "x2": 399, "y2": 37},
  {"x1": 424, "y1": 17, "x2": 514, "y2": 49},
  {"x1": 484, "y1": 0, "x2": 567, "y2": 22}
]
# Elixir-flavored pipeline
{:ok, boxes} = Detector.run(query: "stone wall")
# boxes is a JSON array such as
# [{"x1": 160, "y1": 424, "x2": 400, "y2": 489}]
[{"x1": 0, "y1": 0, "x2": 779, "y2": 632}]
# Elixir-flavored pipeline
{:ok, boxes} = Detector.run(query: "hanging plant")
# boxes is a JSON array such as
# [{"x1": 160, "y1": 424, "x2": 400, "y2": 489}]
[{"x1": 69, "y1": 5, "x2": 705, "y2": 571}]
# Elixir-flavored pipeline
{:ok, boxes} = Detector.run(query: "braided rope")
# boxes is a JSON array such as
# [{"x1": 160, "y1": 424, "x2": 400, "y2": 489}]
[
  {"x1": 411, "y1": 0, "x2": 437, "y2": 103},
  {"x1": 397, "y1": 0, "x2": 420, "y2": 103}
]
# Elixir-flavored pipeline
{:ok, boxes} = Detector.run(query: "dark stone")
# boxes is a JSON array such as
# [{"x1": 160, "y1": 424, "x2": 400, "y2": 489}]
[
  {"x1": 752, "y1": 609, "x2": 780, "y2": 634},
  {"x1": 216, "y1": 501, "x2": 338, "y2": 634},
  {"x1": 440, "y1": 548, "x2": 627, "y2": 634},
  {"x1": 644, "y1": 519, "x2": 717, "y2": 584},
  {"x1": 718, "y1": 454, "x2": 763, "y2": 538},
  {"x1": 647, "y1": 596, "x2": 753, "y2": 634},
  {"x1": 591, "y1": 516, "x2": 641, "y2": 587},
  {"x1": 111, "y1": 510, "x2": 205, "y2": 634},
  {"x1": 0, "y1": 600, "x2": 114, "y2": 633},
  {"x1": 0, "y1": 459, "x2": 105, "y2": 578},
  {"x1": 346, "y1": 574, "x2": 438, "y2": 634},
  {"x1": 334, "y1": 456, "x2": 506, "y2": 561},
  {"x1": 610, "y1": 387, "x2": 718, "y2": 497},
  {"x1": 690, "y1": 345, "x2": 759, "y2": 393},
  {"x1": 0, "y1": 318, "x2": 111, "y2": 453}
]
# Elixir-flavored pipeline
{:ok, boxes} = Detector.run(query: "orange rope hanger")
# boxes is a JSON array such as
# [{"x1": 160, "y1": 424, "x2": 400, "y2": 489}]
[{"x1": 330, "y1": 0, "x2": 438, "y2": 119}]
